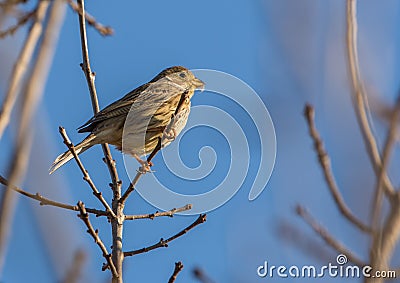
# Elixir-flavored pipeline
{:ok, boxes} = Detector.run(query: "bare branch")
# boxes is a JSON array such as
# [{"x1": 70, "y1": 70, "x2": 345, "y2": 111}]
[
  {"x1": 168, "y1": 261, "x2": 184, "y2": 283},
  {"x1": 0, "y1": 8, "x2": 35, "y2": 38},
  {"x1": 124, "y1": 214, "x2": 206, "y2": 257},
  {"x1": 296, "y1": 205, "x2": 365, "y2": 267},
  {"x1": 0, "y1": 175, "x2": 108, "y2": 217},
  {"x1": 304, "y1": 104, "x2": 372, "y2": 233},
  {"x1": 66, "y1": 0, "x2": 113, "y2": 36},
  {"x1": 119, "y1": 171, "x2": 142, "y2": 205},
  {"x1": 77, "y1": 201, "x2": 118, "y2": 278},
  {"x1": 346, "y1": 0, "x2": 395, "y2": 197},
  {"x1": 125, "y1": 204, "x2": 192, "y2": 220},
  {"x1": 59, "y1": 127, "x2": 116, "y2": 219},
  {"x1": 120, "y1": 136, "x2": 164, "y2": 204}
]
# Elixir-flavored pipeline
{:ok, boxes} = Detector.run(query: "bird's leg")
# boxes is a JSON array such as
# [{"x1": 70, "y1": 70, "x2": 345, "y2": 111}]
[
  {"x1": 166, "y1": 128, "x2": 177, "y2": 141},
  {"x1": 132, "y1": 136, "x2": 163, "y2": 173},
  {"x1": 146, "y1": 137, "x2": 162, "y2": 164},
  {"x1": 163, "y1": 118, "x2": 177, "y2": 141},
  {"x1": 135, "y1": 92, "x2": 187, "y2": 173}
]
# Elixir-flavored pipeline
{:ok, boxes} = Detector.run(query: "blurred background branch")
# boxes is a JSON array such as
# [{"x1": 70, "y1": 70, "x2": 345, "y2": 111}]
[
  {"x1": 0, "y1": 0, "x2": 65, "y2": 273},
  {"x1": 61, "y1": 249, "x2": 87, "y2": 283},
  {"x1": 289, "y1": 2, "x2": 400, "y2": 282}
]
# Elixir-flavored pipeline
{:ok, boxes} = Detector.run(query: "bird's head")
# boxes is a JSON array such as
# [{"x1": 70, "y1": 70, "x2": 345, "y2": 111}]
[{"x1": 151, "y1": 66, "x2": 205, "y2": 92}]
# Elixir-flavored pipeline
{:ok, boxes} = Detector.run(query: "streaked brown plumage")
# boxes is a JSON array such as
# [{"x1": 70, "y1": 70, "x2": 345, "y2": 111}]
[{"x1": 49, "y1": 66, "x2": 204, "y2": 174}]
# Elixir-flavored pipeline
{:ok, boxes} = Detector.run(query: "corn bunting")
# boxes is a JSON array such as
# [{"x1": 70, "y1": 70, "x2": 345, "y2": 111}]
[{"x1": 50, "y1": 66, "x2": 204, "y2": 174}]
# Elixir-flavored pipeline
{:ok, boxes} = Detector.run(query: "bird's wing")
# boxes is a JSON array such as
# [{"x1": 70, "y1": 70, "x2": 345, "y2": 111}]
[
  {"x1": 77, "y1": 83, "x2": 149, "y2": 132},
  {"x1": 78, "y1": 77, "x2": 188, "y2": 133}
]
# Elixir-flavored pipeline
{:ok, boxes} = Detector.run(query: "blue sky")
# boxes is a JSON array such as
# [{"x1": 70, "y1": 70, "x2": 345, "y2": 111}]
[{"x1": 1, "y1": 0, "x2": 400, "y2": 282}]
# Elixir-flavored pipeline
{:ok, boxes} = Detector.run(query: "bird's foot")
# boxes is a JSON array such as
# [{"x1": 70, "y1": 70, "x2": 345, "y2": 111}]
[
  {"x1": 134, "y1": 155, "x2": 154, "y2": 173},
  {"x1": 163, "y1": 128, "x2": 177, "y2": 141}
]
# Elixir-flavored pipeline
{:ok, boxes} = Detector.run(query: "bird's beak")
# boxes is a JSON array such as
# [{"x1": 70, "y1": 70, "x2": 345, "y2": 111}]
[{"x1": 193, "y1": 77, "x2": 205, "y2": 91}]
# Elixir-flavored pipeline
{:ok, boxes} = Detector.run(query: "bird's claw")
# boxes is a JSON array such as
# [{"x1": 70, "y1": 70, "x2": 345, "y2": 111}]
[
  {"x1": 134, "y1": 155, "x2": 154, "y2": 174},
  {"x1": 163, "y1": 128, "x2": 177, "y2": 141}
]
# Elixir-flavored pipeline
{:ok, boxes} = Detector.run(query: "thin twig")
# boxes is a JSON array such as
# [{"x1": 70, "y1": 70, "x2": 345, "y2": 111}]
[
  {"x1": 120, "y1": 137, "x2": 163, "y2": 204},
  {"x1": 0, "y1": 8, "x2": 35, "y2": 38},
  {"x1": 346, "y1": 0, "x2": 395, "y2": 197},
  {"x1": 59, "y1": 127, "x2": 116, "y2": 219},
  {"x1": 125, "y1": 204, "x2": 192, "y2": 220},
  {"x1": 0, "y1": 175, "x2": 108, "y2": 217},
  {"x1": 119, "y1": 146, "x2": 160, "y2": 204},
  {"x1": 296, "y1": 205, "x2": 365, "y2": 267},
  {"x1": 77, "y1": 201, "x2": 118, "y2": 278},
  {"x1": 66, "y1": 0, "x2": 113, "y2": 36},
  {"x1": 168, "y1": 262, "x2": 184, "y2": 283},
  {"x1": 119, "y1": 171, "x2": 141, "y2": 205},
  {"x1": 124, "y1": 214, "x2": 207, "y2": 257},
  {"x1": 304, "y1": 104, "x2": 372, "y2": 233}
]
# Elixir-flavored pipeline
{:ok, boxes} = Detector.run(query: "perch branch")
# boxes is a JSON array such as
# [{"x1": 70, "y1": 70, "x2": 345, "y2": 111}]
[
  {"x1": 124, "y1": 214, "x2": 206, "y2": 257},
  {"x1": 119, "y1": 169, "x2": 142, "y2": 205},
  {"x1": 296, "y1": 205, "x2": 365, "y2": 267},
  {"x1": 59, "y1": 127, "x2": 116, "y2": 219},
  {"x1": 119, "y1": 137, "x2": 162, "y2": 205},
  {"x1": 77, "y1": 201, "x2": 118, "y2": 278},
  {"x1": 304, "y1": 104, "x2": 371, "y2": 233},
  {"x1": 125, "y1": 204, "x2": 192, "y2": 220}
]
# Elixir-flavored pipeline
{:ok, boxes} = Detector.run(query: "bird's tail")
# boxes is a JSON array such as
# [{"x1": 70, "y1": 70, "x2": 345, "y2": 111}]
[{"x1": 49, "y1": 134, "x2": 96, "y2": 174}]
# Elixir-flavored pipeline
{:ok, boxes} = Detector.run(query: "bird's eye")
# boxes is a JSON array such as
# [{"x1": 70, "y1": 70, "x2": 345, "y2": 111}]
[{"x1": 179, "y1": 72, "x2": 186, "y2": 78}]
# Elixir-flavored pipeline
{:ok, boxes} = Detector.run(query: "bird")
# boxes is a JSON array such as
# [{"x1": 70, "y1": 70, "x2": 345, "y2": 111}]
[{"x1": 49, "y1": 66, "x2": 204, "y2": 174}]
